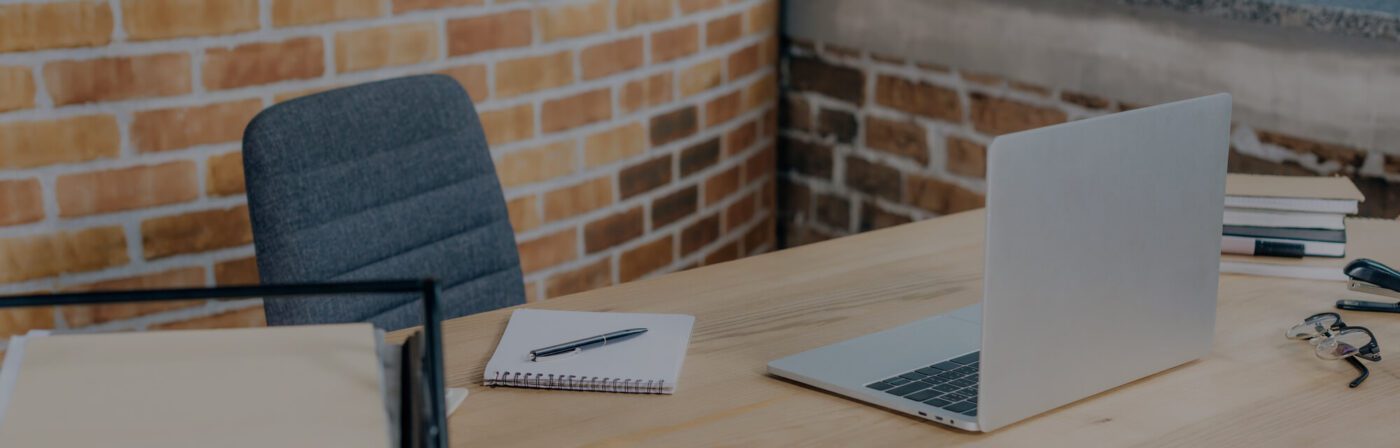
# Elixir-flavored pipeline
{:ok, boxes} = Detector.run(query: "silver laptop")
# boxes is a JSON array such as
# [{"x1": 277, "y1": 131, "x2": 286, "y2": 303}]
[{"x1": 768, "y1": 94, "x2": 1231, "y2": 432}]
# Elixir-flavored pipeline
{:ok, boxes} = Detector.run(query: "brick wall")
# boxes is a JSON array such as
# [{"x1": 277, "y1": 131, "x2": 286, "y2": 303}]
[
  {"x1": 0, "y1": 0, "x2": 780, "y2": 351},
  {"x1": 777, "y1": 39, "x2": 1400, "y2": 247}
]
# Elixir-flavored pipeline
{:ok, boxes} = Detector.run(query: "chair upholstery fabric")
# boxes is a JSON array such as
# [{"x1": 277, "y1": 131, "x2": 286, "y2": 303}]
[{"x1": 242, "y1": 74, "x2": 525, "y2": 330}]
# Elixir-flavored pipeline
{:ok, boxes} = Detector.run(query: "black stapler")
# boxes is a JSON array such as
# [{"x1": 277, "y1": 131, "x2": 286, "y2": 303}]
[{"x1": 1336, "y1": 258, "x2": 1400, "y2": 314}]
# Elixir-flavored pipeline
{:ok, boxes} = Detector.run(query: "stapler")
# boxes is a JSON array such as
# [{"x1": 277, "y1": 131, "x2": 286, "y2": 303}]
[{"x1": 1336, "y1": 258, "x2": 1400, "y2": 313}]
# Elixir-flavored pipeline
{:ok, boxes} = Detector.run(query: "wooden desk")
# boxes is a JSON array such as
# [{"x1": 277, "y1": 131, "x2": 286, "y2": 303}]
[{"x1": 428, "y1": 210, "x2": 1400, "y2": 446}]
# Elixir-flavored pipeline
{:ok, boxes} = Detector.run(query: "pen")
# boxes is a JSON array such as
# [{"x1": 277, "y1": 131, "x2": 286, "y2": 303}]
[{"x1": 529, "y1": 328, "x2": 648, "y2": 361}]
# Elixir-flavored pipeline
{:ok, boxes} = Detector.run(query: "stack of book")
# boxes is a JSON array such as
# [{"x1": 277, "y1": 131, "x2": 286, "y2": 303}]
[{"x1": 1218, "y1": 174, "x2": 1376, "y2": 280}]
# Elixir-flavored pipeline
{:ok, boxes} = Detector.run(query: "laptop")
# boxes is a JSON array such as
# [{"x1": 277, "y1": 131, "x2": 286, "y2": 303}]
[{"x1": 768, "y1": 94, "x2": 1232, "y2": 432}]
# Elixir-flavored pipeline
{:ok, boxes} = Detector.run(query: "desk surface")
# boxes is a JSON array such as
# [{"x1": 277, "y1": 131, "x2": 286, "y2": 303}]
[{"x1": 427, "y1": 210, "x2": 1400, "y2": 447}]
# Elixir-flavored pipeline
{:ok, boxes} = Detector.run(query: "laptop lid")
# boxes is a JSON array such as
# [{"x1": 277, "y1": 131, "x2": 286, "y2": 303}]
[{"x1": 977, "y1": 94, "x2": 1231, "y2": 431}]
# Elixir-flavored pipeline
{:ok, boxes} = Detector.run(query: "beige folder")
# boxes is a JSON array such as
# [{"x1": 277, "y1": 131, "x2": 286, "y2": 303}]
[
  {"x1": 0, "y1": 324, "x2": 390, "y2": 448},
  {"x1": 1225, "y1": 173, "x2": 1365, "y2": 200}
]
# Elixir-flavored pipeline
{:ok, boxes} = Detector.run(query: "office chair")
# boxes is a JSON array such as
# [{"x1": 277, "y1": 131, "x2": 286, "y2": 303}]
[{"x1": 241, "y1": 74, "x2": 525, "y2": 331}]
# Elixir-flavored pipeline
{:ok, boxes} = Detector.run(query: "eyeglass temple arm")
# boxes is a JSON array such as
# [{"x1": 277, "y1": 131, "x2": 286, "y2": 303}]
[{"x1": 1345, "y1": 357, "x2": 1369, "y2": 388}]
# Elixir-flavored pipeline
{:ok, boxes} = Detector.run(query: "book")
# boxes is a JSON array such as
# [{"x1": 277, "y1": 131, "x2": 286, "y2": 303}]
[
  {"x1": 1220, "y1": 218, "x2": 1400, "y2": 280},
  {"x1": 1224, "y1": 174, "x2": 1363, "y2": 214},
  {"x1": 1222, "y1": 208, "x2": 1345, "y2": 230},
  {"x1": 484, "y1": 309, "x2": 695, "y2": 394},
  {"x1": 1221, "y1": 225, "x2": 1345, "y2": 257},
  {"x1": 0, "y1": 324, "x2": 392, "y2": 448}
]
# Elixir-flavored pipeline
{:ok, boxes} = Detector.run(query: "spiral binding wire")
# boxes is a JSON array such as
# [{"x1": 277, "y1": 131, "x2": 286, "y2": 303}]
[{"x1": 487, "y1": 371, "x2": 668, "y2": 394}]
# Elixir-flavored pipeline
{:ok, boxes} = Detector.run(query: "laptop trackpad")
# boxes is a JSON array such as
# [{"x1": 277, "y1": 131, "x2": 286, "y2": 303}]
[{"x1": 769, "y1": 304, "x2": 981, "y2": 387}]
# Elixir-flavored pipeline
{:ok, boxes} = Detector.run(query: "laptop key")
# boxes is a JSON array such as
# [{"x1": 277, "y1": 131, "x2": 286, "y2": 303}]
[
  {"x1": 945, "y1": 402, "x2": 976, "y2": 414},
  {"x1": 949, "y1": 379, "x2": 974, "y2": 388},
  {"x1": 932, "y1": 361, "x2": 961, "y2": 371},
  {"x1": 914, "y1": 367, "x2": 941, "y2": 376},
  {"x1": 951, "y1": 352, "x2": 980, "y2": 365},
  {"x1": 905, "y1": 389, "x2": 941, "y2": 402},
  {"x1": 900, "y1": 372, "x2": 929, "y2": 381},
  {"x1": 952, "y1": 366, "x2": 977, "y2": 375},
  {"x1": 866, "y1": 382, "x2": 894, "y2": 391},
  {"x1": 967, "y1": 409, "x2": 977, "y2": 417},
  {"x1": 944, "y1": 392, "x2": 971, "y2": 402},
  {"x1": 885, "y1": 383, "x2": 929, "y2": 396},
  {"x1": 923, "y1": 398, "x2": 952, "y2": 408},
  {"x1": 934, "y1": 372, "x2": 960, "y2": 381},
  {"x1": 885, "y1": 377, "x2": 911, "y2": 386},
  {"x1": 931, "y1": 384, "x2": 958, "y2": 393}
]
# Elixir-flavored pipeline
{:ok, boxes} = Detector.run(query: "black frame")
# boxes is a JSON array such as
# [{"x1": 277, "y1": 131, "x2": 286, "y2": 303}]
[
  {"x1": 0, "y1": 279, "x2": 449, "y2": 448},
  {"x1": 1291, "y1": 311, "x2": 1382, "y2": 388}
]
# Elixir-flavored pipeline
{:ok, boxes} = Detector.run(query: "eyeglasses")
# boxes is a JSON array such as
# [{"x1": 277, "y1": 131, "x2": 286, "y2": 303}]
[{"x1": 1285, "y1": 312, "x2": 1381, "y2": 387}]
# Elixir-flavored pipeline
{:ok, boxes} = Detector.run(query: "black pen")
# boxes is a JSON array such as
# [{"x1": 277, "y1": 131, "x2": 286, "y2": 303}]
[{"x1": 529, "y1": 328, "x2": 648, "y2": 361}]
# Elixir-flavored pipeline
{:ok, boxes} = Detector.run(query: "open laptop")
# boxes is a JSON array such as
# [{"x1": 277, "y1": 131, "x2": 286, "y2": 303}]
[{"x1": 768, "y1": 94, "x2": 1231, "y2": 432}]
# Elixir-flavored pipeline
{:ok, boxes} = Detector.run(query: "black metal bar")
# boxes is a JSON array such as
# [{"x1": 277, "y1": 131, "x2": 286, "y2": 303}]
[{"x1": 420, "y1": 280, "x2": 449, "y2": 448}]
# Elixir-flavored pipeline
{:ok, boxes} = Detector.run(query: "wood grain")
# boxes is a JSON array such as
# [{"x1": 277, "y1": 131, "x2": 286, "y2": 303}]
[{"x1": 408, "y1": 210, "x2": 1400, "y2": 447}]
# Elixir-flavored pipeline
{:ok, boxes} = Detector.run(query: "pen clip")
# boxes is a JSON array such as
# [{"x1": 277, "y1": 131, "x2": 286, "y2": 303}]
[{"x1": 529, "y1": 347, "x2": 582, "y2": 362}]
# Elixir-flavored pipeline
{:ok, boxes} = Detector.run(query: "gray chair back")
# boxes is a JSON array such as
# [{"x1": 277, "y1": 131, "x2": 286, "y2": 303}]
[{"x1": 242, "y1": 74, "x2": 524, "y2": 330}]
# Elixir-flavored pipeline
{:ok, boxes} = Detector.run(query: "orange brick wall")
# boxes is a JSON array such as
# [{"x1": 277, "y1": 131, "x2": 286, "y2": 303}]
[{"x1": 0, "y1": 0, "x2": 780, "y2": 347}]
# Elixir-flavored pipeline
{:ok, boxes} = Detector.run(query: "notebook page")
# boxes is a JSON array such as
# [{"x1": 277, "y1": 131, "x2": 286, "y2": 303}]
[{"x1": 484, "y1": 309, "x2": 695, "y2": 392}]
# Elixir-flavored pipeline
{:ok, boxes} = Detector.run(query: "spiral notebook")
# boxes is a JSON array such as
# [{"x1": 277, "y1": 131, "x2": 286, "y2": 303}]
[{"x1": 483, "y1": 309, "x2": 695, "y2": 394}]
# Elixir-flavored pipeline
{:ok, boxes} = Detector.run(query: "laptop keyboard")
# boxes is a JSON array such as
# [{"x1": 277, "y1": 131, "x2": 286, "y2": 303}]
[{"x1": 865, "y1": 351, "x2": 979, "y2": 417}]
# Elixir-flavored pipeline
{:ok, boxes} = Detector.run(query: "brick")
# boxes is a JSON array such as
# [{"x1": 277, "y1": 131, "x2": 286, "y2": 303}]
[
  {"x1": 202, "y1": 37, "x2": 324, "y2": 90},
  {"x1": 544, "y1": 177, "x2": 613, "y2": 221},
  {"x1": 865, "y1": 116, "x2": 928, "y2": 164},
  {"x1": 743, "y1": 215, "x2": 773, "y2": 252},
  {"x1": 496, "y1": 51, "x2": 574, "y2": 98},
  {"x1": 845, "y1": 157, "x2": 901, "y2": 201},
  {"x1": 960, "y1": 71, "x2": 1002, "y2": 87},
  {"x1": 782, "y1": 96, "x2": 812, "y2": 132},
  {"x1": 618, "y1": 0, "x2": 673, "y2": 29},
  {"x1": 871, "y1": 52, "x2": 905, "y2": 65},
  {"x1": 1227, "y1": 148, "x2": 1314, "y2": 177},
  {"x1": 1009, "y1": 80, "x2": 1050, "y2": 96},
  {"x1": 680, "y1": 213, "x2": 720, "y2": 256},
  {"x1": 779, "y1": 178, "x2": 812, "y2": 219},
  {"x1": 62, "y1": 267, "x2": 206, "y2": 327},
  {"x1": 725, "y1": 120, "x2": 757, "y2": 156},
  {"x1": 152, "y1": 306, "x2": 267, "y2": 330},
  {"x1": 0, "y1": 2, "x2": 113, "y2": 52},
  {"x1": 479, "y1": 103, "x2": 534, "y2": 145},
  {"x1": 141, "y1": 206, "x2": 253, "y2": 259},
  {"x1": 43, "y1": 53, "x2": 190, "y2": 106},
  {"x1": 789, "y1": 56, "x2": 863, "y2": 105},
  {"x1": 0, "y1": 178, "x2": 43, "y2": 225},
  {"x1": 859, "y1": 201, "x2": 912, "y2": 232},
  {"x1": 496, "y1": 140, "x2": 576, "y2": 187},
  {"x1": 215, "y1": 257, "x2": 260, "y2": 286},
  {"x1": 539, "y1": 0, "x2": 608, "y2": 42},
  {"x1": 706, "y1": 13, "x2": 743, "y2": 47},
  {"x1": 56, "y1": 161, "x2": 199, "y2": 217},
  {"x1": 817, "y1": 108, "x2": 858, "y2": 144},
  {"x1": 517, "y1": 229, "x2": 577, "y2": 273},
  {"x1": 652, "y1": 24, "x2": 699, "y2": 63},
  {"x1": 273, "y1": 84, "x2": 341, "y2": 103},
  {"x1": 439, "y1": 64, "x2": 488, "y2": 102},
  {"x1": 131, "y1": 99, "x2": 263, "y2": 153},
  {"x1": 650, "y1": 106, "x2": 698, "y2": 146},
  {"x1": 0, "y1": 115, "x2": 119, "y2": 169},
  {"x1": 760, "y1": 34, "x2": 780, "y2": 67},
  {"x1": 874, "y1": 75, "x2": 960, "y2": 123},
  {"x1": 702, "y1": 241, "x2": 738, "y2": 266},
  {"x1": 0, "y1": 227, "x2": 129, "y2": 283},
  {"x1": 779, "y1": 138, "x2": 832, "y2": 179},
  {"x1": 619, "y1": 235, "x2": 673, "y2": 282},
  {"x1": 447, "y1": 10, "x2": 532, "y2": 56},
  {"x1": 762, "y1": 107, "x2": 777, "y2": 138},
  {"x1": 728, "y1": 44, "x2": 761, "y2": 80},
  {"x1": 394, "y1": 0, "x2": 483, "y2": 13},
  {"x1": 273, "y1": 0, "x2": 381, "y2": 26},
  {"x1": 581, "y1": 37, "x2": 644, "y2": 80},
  {"x1": 679, "y1": 0, "x2": 722, "y2": 13},
  {"x1": 1061, "y1": 91, "x2": 1110, "y2": 110},
  {"x1": 524, "y1": 282, "x2": 540, "y2": 302},
  {"x1": 945, "y1": 136, "x2": 987, "y2": 178},
  {"x1": 0, "y1": 307, "x2": 55, "y2": 338},
  {"x1": 653, "y1": 185, "x2": 698, "y2": 228},
  {"x1": 743, "y1": 72, "x2": 777, "y2": 112},
  {"x1": 814, "y1": 193, "x2": 851, "y2": 229},
  {"x1": 0, "y1": 66, "x2": 35, "y2": 112},
  {"x1": 969, "y1": 93, "x2": 1067, "y2": 135},
  {"x1": 907, "y1": 175, "x2": 984, "y2": 215},
  {"x1": 585, "y1": 122, "x2": 647, "y2": 168},
  {"x1": 546, "y1": 258, "x2": 611, "y2": 298},
  {"x1": 122, "y1": 0, "x2": 259, "y2": 41},
  {"x1": 680, "y1": 138, "x2": 721, "y2": 177},
  {"x1": 747, "y1": 0, "x2": 778, "y2": 34},
  {"x1": 705, "y1": 90, "x2": 743, "y2": 128},
  {"x1": 724, "y1": 193, "x2": 755, "y2": 231},
  {"x1": 705, "y1": 165, "x2": 741, "y2": 206},
  {"x1": 542, "y1": 88, "x2": 612, "y2": 133},
  {"x1": 620, "y1": 155, "x2": 673, "y2": 199},
  {"x1": 506, "y1": 195, "x2": 541, "y2": 233},
  {"x1": 621, "y1": 72, "x2": 672, "y2": 114},
  {"x1": 584, "y1": 206, "x2": 644, "y2": 253},
  {"x1": 680, "y1": 58, "x2": 724, "y2": 97},
  {"x1": 1257, "y1": 130, "x2": 1367, "y2": 170},
  {"x1": 334, "y1": 22, "x2": 439, "y2": 73}
]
